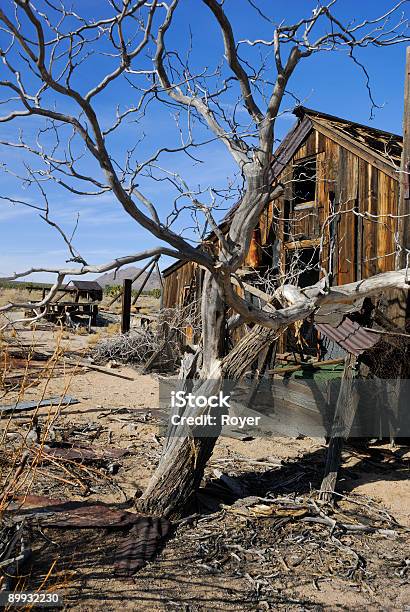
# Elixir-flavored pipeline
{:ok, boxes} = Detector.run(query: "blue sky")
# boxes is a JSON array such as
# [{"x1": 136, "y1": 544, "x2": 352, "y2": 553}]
[{"x1": 0, "y1": 0, "x2": 408, "y2": 282}]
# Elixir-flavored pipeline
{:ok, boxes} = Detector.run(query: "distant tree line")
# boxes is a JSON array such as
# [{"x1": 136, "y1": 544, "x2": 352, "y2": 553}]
[{"x1": 104, "y1": 285, "x2": 161, "y2": 299}]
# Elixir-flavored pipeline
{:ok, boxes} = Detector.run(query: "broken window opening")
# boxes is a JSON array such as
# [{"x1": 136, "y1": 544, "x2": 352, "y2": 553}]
[{"x1": 292, "y1": 156, "x2": 317, "y2": 207}]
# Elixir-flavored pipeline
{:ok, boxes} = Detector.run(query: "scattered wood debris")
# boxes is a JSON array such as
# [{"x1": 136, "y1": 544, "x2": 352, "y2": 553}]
[{"x1": 37, "y1": 444, "x2": 128, "y2": 463}]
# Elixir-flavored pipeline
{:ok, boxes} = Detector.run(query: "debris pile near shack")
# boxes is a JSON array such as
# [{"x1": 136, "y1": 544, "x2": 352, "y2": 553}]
[{"x1": 92, "y1": 325, "x2": 182, "y2": 372}]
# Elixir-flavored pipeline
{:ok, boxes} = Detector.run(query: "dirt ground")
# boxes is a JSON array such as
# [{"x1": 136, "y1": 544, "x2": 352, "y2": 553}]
[{"x1": 1, "y1": 322, "x2": 410, "y2": 610}]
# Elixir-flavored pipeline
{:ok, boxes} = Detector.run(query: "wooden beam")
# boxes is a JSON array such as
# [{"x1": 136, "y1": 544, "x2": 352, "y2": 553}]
[
  {"x1": 268, "y1": 357, "x2": 344, "y2": 375},
  {"x1": 64, "y1": 358, "x2": 135, "y2": 381},
  {"x1": 230, "y1": 277, "x2": 276, "y2": 310},
  {"x1": 396, "y1": 46, "x2": 410, "y2": 270},
  {"x1": 132, "y1": 260, "x2": 156, "y2": 305},
  {"x1": 121, "y1": 278, "x2": 132, "y2": 334},
  {"x1": 294, "y1": 201, "x2": 315, "y2": 211},
  {"x1": 108, "y1": 255, "x2": 159, "y2": 307},
  {"x1": 283, "y1": 238, "x2": 322, "y2": 251}
]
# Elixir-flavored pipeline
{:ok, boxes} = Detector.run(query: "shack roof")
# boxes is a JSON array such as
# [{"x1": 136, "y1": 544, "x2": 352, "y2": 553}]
[
  {"x1": 68, "y1": 280, "x2": 102, "y2": 292},
  {"x1": 295, "y1": 106, "x2": 402, "y2": 172},
  {"x1": 162, "y1": 106, "x2": 403, "y2": 278}
]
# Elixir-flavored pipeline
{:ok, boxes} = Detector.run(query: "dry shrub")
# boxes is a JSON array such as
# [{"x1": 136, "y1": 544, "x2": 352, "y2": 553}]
[
  {"x1": 87, "y1": 322, "x2": 120, "y2": 347},
  {"x1": 92, "y1": 304, "x2": 198, "y2": 370},
  {"x1": 92, "y1": 326, "x2": 178, "y2": 369}
]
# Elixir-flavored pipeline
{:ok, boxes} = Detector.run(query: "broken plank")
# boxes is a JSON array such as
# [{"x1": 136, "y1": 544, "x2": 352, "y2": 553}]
[
  {"x1": 319, "y1": 353, "x2": 358, "y2": 502},
  {"x1": 40, "y1": 444, "x2": 128, "y2": 462},
  {"x1": 268, "y1": 358, "x2": 344, "y2": 375},
  {"x1": 9, "y1": 497, "x2": 145, "y2": 528},
  {"x1": 142, "y1": 329, "x2": 176, "y2": 373},
  {"x1": 0, "y1": 396, "x2": 79, "y2": 414}
]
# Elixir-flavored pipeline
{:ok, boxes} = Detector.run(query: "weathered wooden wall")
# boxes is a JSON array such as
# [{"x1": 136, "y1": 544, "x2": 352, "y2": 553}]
[
  {"x1": 162, "y1": 261, "x2": 199, "y2": 309},
  {"x1": 276, "y1": 129, "x2": 399, "y2": 285}
]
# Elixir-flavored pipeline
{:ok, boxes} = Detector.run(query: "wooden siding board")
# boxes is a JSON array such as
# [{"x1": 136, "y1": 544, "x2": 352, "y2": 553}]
[
  {"x1": 335, "y1": 149, "x2": 359, "y2": 284},
  {"x1": 362, "y1": 165, "x2": 378, "y2": 277},
  {"x1": 377, "y1": 174, "x2": 396, "y2": 273}
]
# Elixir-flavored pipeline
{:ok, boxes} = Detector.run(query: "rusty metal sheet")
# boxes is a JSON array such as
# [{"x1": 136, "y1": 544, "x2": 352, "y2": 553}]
[
  {"x1": 10, "y1": 496, "x2": 143, "y2": 528},
  {"x1": 8, "y1": 495, "x2": 65, "y2": 511},
  {"x1": 315, "y1": 318, "x2": 380, "y2": 357},
  {"x1": 114, "y1": 517, "x2": 172, "y2": 576},
  {"x1": 40, "y1": 444, "x2": 128, "y2": 462}
]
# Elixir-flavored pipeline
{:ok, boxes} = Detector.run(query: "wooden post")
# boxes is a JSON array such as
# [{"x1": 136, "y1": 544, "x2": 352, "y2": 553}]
[
  {"x1": 156, "y1": 260, "x2": 164, "y2": 309},
  {"x1": 108, "y1": 255, "x2": 159, "y2": 308},
  {"x1": 319, "y1": 353, "x2": 358, "y2": 502},
  {"x1": 132, "y1": 260, "x2": 156, "y2": 305},
  {"x1": 396, "y1": 46, "x2": 410, "y2": 271},
  {"x1": 121, "y1": 278, "x2": 132, "y2": 334}
]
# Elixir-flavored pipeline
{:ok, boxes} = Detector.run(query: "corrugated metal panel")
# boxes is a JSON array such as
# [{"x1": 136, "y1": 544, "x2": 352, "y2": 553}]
[{"x1": 315, "y1": 318, "x2": 380, "y2": 357}]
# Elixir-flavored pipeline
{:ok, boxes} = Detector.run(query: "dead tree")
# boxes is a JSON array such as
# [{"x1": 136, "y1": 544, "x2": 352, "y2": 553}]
[{"x1": 0, "y1": 1, "x2": 409, "y2": 515}]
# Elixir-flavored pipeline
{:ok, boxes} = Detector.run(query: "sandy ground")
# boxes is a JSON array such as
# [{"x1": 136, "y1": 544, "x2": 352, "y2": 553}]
[{"x1": 1, "y1": 323, "x2": 410, "y2": 610}]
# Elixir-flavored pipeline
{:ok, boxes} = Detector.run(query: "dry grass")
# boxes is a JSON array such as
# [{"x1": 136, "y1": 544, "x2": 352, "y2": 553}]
[
  {"x1": 0, "y1": 328, "x2": 77, "y2": 508},
  {"x1": 0, "y1": 328, "x2": 80, "y2": 595},
  {"x1": 101, "y1": 294, "x2": 160, "y2": 314},
  {"x1": 0, "y1": 287, "x2": 35, "y2": 308},
  {"x1": 87, "y1": 322, "x2": 120, "y2": 346}
]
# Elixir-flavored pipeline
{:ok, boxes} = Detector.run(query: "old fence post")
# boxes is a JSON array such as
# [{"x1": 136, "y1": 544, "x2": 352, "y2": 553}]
[
  {"x1": 121, "y1": 278, "x2": 132, "y2": 334},
  {"x1": 319, "y1": 353, "x2": 358, "y2": 502}
]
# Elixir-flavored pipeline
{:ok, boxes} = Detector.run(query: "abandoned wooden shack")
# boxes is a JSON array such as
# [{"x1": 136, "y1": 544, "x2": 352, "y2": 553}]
[
  {"x1": 66, "y1": 280, "x2": 103, "y2": 303},
  {"x1": 161, "y1": 107, "x2": 410, "y2": 496},
  {"x1": 162, "y1": 106, "x2": 409, "y2": 348}
]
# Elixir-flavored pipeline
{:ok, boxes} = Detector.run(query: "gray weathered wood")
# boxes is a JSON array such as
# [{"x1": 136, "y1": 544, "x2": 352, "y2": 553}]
[
  {"x1": 0, "y1": 396, "x2": 79, "y2": 414},
  {"x1": 132, "y1": 260, "x2": 157, "y2": 306},
  {"x1": 396, "y1": 46, "x2": 410, "y2": 270},
  {"x1": 108, "y1": 256, "x2": 159, "y2": 307},
  {"x1": 319, "y1": 353, "x2": 358, "y2": 502}
]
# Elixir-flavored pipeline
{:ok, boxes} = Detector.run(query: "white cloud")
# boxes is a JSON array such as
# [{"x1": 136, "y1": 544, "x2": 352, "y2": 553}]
[{"x1": 0, "y1": 202, "x2": 38, "y2": 222}]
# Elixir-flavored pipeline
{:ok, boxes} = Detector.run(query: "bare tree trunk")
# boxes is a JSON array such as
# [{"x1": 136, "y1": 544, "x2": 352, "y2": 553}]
[
  {"x1": 139, "y1": 320, "x2": 279, "y2": 516},
  {"x1": 139, "y1": 273, "x2": 226, "y2": 516}
]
